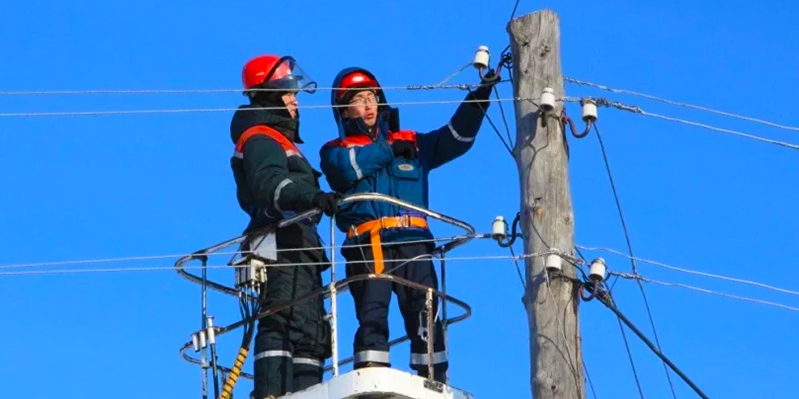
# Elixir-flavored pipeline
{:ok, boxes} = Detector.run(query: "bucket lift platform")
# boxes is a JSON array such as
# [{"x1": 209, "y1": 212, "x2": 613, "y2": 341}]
[
  {"x1": 175, "y1": 193, "x2": 479, "y2": 399},
  {"x1": 284, "y1": 368, "x2": 474, "y2": 399}
]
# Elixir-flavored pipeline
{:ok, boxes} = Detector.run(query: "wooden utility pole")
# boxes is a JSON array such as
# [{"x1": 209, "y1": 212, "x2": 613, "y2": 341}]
[{"x1": 508, "y1": 10, "x2": 585, "y2": 399}]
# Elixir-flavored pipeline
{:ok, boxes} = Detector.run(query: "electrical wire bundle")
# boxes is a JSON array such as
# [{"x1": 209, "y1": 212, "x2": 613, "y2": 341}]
[{"x1": 217, "y1": 284, "x2": 263, "y2": 399}]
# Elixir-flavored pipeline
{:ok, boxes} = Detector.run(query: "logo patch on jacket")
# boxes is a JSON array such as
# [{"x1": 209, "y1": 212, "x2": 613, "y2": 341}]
[{"x1": 398, "y1": 163, "x2": 415, "y2": 171}]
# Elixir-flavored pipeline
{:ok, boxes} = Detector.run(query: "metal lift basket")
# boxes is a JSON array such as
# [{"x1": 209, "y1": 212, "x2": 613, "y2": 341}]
[{"x1": 174, "y1": 193, "x2": 478, "y2": 399}]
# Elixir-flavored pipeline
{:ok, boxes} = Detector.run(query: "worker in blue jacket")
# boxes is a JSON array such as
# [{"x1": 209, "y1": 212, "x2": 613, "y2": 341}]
[{"x1": 319, "y1": 67, "x2": 494, "y2": 382}]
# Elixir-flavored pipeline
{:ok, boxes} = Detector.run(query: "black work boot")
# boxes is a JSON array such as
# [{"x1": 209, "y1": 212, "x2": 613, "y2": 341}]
[
  {"x1": 354, "y1": 361, "x2": 390, "y2": 369},
  {"x1": 293, "y1": 361, "x2": 323, "y2": 392},
  {"x1": 253, "y1": 356, "x2": 293, "y2": 399}
]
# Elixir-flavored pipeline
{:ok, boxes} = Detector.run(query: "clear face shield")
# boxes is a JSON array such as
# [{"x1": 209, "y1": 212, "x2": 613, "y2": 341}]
[{"x1": 264, "y1": 56, "x2": 318, "y2": 94}]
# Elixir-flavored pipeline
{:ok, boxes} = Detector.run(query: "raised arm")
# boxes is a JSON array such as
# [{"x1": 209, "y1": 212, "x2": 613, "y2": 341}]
[{"x1": 417, "y1": 85, "x2": 493, "y2": 170}]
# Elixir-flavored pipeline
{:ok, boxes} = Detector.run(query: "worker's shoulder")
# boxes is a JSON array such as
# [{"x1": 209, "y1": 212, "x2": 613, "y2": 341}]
[
  {"x1": 242, "y1": 134, "x2": 287, "y2": 157},
  {"x1": 323, "y1": 134, "x2": 374, "y2": 149},
  {"x1": 242, "y1": 133, "x2": 284, "y2": 146},
  {"x1": 321, "y1": 137, "x2": 343, "y2": 149}
]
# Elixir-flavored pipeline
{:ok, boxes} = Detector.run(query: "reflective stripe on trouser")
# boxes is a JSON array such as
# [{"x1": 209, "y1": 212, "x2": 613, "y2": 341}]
[
  {"x1": 411, "y1": 351, "x2": 449, "y2": 383},
  {"x1": 255, "y1": 350, "x2": 292, "y2": 361},
  {"x1": 253, "y1": 353, "x2": 326, "y2": 398},
  {"x1": 410, "y1": 351, "x2": 448, "y2": 366},
  {"x1": 253, "y1": 351, "x2": 292, "y2": 399},
  {"x1": 293, "y1": 357, "x2": 325, "y2": 393},
  {"x1": 253, "y1": 352, "x2": 324, "y2": 367},
  {"x1": 344, "y1": 241, "x2": 447, "y2": 379},
  {"x1": 353, "y1": 349, "x2": 390, "y2": 365},
  {"x1": 252, "y1": 246, "x2": 332, "y2": 399}
]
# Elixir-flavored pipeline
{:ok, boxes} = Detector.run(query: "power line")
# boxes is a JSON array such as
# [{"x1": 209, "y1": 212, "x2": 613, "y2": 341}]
[
  {"x1": 577, "y1": 241, "x2": 639, "y2": 398},
  {"x1": 571, "y1": 97, "x2": 799, "y2": 151},
  {"x1": 0, "y1": 96, "x2": 529, "y2": 118},
  {"x1": 584, "y1": 361, "x2": 599, "y2": 399},
  {"x1": 0, "y1": 82, "x2": 509, "y2": 97},
  {"x1": 466, "y1": 86, "x2": 516, "y2": 156},
  {"x1": 478, "y1": 99, "x2": 515, "y2": 156},
  {"x1": 616, "y1": 312, "x2": 646, "y2": 399},
  {"x1": 0, "y1": 235, "x2": 483, "y2": 270},
  {"x1": 643, "y1": 110, "x2": 799, "y2": 150},
  {"x1": 593, "y1": 122, "x2": 678, "y2": 399},
  {"x1": 596, "y1": 290, "x2": 711, "y2": 399},
  {"x1": 433, "y1": 62, "x2": 474, "y2": 87},
  {"x1": 0, "y1": 59, "x2": 505, "y2": 97},
  {"x1": 593, "y1": 123, "x2": 636, "y2": 274},
  {"x1": 612, "y1": 272, "x2": 799, "y2": 313},
  {"x1": 0, "y1": 251, "x2": 559, "y2": 276},
  {"x1": 494, "y1": 85, "x2": 516, "y2": 152},
  {"x1": 508, "y1": 246, "x2": 526, "y2": 288},
  {"x1": 510, "y1": 0, "x2": 522, "y2": 21},
  {"x1": 564, "y1": 76, "x2": 799, "y2": 134},
  {"x1": 578, "y1": 246, "x2": 799, "y2": 297},
  {"x1": 0, "y1": 250, "x2": 242, "y2": 270}
]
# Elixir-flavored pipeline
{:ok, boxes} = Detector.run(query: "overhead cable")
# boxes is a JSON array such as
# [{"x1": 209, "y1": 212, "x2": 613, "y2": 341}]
[
  {"x1": 592, "y1": 122, "x2": 678, "y2": 399},
  {"x1": 564, "y1": 96, "x2": 799, "y2": 151},
  {"x1": 0, "y1": 96, "x2": 528, "y2": 118},
  {"x1": 565, "y1": 76, "x2": 799, "y2": 133},
  {"x1": 0, "y1": 251, "x2": 563, "y2": 276},
  {"x1": 612, "y1": 272, "x2": 799, "y2": 313},
  {"x1": 593, "y1": 288, "x2": 711, "y2": 399},
  {"x1": 0, "y1": 235, "x2": 484, "y2": 270},
  {"x1": 0, "y1": 81, "x2": 510, "y2": 96},
  {"x1": 579, "y1": 246, "x2": 799, "y2": 297}
]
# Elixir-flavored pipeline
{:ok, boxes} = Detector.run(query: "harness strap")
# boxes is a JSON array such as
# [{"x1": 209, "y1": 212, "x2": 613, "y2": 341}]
[{"x1": 346, "y1": 216, "x2": 429, "y2": 274}]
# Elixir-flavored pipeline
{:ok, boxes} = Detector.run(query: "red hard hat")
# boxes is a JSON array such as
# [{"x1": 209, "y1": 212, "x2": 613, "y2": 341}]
[
  {"x1": 241, "y1": 55, "x2": 317, "y2": 94},
  {"x1": 242, "y1": 55, "x2": 280, "y2": 90},
  {"x1": 336, "y1": 71, "x2": 380, "y2": 102}
]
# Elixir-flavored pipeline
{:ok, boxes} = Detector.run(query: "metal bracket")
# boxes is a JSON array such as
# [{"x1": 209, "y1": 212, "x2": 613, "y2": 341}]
[{"x1": 424, "y1": 379, "x2": 444, "y2": 393}]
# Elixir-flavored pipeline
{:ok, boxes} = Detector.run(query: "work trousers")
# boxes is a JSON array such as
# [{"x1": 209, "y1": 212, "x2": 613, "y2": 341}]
[
  {"x1": 343, "y1": 241, "x2": 448, "y2": 382},
  {"x1": 252, "y1": 247, "x2": 332, "y2": 399}
]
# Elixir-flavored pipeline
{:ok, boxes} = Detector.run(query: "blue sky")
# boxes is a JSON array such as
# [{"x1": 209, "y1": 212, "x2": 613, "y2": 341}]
[{"x1": 1, "y1": 1, "x2": 797, "y2": 398}]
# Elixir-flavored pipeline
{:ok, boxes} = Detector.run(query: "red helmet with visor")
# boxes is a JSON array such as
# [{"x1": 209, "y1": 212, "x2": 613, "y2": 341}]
[{"x1": 242, "y1": 55, "x2": 317, "y2": 94}]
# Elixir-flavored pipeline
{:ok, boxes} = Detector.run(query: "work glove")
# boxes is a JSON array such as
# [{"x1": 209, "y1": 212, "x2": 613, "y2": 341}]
[
  {"x1": 391, "y1": 140, "x2": 418, "y2": 159},
  {"x1": 312, "y1": 192, "x2": 343, "y2": 217},
  {"x1": 467, "y1": 68, "x2": 498, "y2": 110}
]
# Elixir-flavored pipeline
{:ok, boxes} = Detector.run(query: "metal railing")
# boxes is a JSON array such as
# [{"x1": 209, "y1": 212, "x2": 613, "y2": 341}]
[{"x1": 174, "y1": 193, "x2": 477, "y2": 395}]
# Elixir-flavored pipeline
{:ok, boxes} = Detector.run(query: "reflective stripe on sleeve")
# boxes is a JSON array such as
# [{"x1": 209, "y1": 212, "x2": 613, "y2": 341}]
[
  {"x1": 448, "y1": 120, "x2": 474, "y2": 143},
  {"x1": 349, "y1": 148, "x2": 364, "y2": 179},
  {"x1": 273, "y1": 178, "x2": 293, "y2": 212}
]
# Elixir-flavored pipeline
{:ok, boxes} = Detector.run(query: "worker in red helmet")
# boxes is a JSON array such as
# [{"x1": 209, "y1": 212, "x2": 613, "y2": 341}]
[
  {"x1": 319, "y1": 67, "x2": 496, "y2": 383},
  {"x1": 230, "y1": 54, "x2": 340, "y2": 399}
]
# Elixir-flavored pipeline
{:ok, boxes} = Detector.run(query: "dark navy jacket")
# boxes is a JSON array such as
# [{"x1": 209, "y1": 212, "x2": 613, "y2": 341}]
[
  {"x1": 230, "y1": 105, "x2": 324, "y2": 248},
  {"x1": 319, "y1": 67, "x2": 490, "y2": 244}
]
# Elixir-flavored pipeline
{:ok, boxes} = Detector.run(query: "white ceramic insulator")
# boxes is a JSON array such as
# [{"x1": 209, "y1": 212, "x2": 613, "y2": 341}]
[
  {"x1": 207, "y1": 327, "x2": 216, "y2": 345},
  {"x1": 492, "y1": 216, "x2": 507, "y2": 240},
  {"x1": 582, "y1": 99, "x2": 598, "y2": 122},
  {"x1": 540, "y1": 88, "x2": 556, "y2": 111},
  {"x1": 206, "y1": 317, "x2": 216, "y2": 345},
  {"x1": 198, "y1": 330, "x2": 207, "y2": 349},
  {"x1": 473, "y1": 45, "x2": 490, "y2": 70},
  {"x1": 191, "y1": 333, "x2": 200, "y2": 352},
  {"x1": 545, "y1": 251, "x2": 562, "y2": 272},
  {"x1": 589, "y1": 258, "x2": 607, "y2": 281}
]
